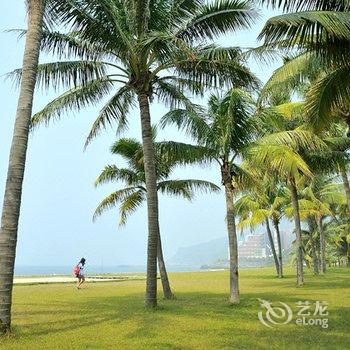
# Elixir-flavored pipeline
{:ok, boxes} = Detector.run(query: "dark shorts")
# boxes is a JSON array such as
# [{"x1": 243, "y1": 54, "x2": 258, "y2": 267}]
[{"x1": 76, "y1": 274, "x2": 84, "y2": 279}]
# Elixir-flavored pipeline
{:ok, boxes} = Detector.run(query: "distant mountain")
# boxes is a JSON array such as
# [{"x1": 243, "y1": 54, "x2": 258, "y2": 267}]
[
  {"x1": 168, "y1": 232, "x2": 293, "y2": 268},
  {"x1": 168, "y1": 237, "x2": 232, "y2": 267}
]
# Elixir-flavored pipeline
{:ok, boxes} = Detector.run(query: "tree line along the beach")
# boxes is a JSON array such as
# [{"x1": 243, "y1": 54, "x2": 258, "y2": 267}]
[{"x1": 0, "y1": 0, "x2": 350, "y2": 334}]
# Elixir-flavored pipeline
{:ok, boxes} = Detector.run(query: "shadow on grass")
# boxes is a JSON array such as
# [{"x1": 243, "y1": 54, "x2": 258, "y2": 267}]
[
  {"x1": 11, "y1": 288, "x2": 348, "y2": 346},
  {"x1": 5, "y1": 268, "x2": 349, "y2": 349}
]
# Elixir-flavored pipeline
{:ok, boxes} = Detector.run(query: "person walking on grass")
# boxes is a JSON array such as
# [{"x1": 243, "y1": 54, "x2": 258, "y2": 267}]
[{"x1": 73, "y1": 258, "x2": 86, "y2": 289}]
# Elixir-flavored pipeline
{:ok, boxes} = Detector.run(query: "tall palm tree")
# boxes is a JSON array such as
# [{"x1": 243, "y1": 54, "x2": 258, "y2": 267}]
[
  {"x1": 258, "y1": 0, "x2": 350, "y2": 131},
  {"x1": 247, "y1": 98, "x2": 328, "y2": 285},
  {"x1": 93, "y1": 135, "x2": 220, "y2": 299},
  {"x1": 162, "y1": 88, "x2": 255, "y2": 303},
  {"x1": 23, "y1": 0, "x2": 258, "y2": 307},
  {"x1": 247, "y1": 141, "x2": 315, "y2": 286},
  {"x1": 0, "y1": 0, "x2": 44, "y2": 334}
]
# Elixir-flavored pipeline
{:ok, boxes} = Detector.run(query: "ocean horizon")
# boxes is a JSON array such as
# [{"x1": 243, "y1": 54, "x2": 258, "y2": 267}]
[{"x1": 14, "y1": 264, "x2": 201, "y2": 276}]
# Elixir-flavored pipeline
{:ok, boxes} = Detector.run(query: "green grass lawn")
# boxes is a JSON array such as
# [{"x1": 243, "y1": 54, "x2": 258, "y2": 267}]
[{"x1": 1, "y1": 267, "x2": 349, "y2": 349}]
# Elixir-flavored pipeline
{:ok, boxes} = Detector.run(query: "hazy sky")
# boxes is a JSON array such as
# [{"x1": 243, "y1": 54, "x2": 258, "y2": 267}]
[{"x1": 0, "y1": 2, "x2": 281, "y2": 267}]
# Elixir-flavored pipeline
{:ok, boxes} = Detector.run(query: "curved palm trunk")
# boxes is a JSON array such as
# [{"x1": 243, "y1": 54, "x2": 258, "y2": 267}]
[
  {"x1": 307, "y1": 217, "x2": 319, "y2": 275},
  {"x1": 317, "y1": 216, "x2": 326, "y2": 274},
  {"x1": 272, "y1": 219, "x2": 283, "y2": 278},
  {"x1": 223, "y1": 182, "x2": 239, "y2": 304},
  {"x1": 0, "y1": 0, "x2": 44, "y2": 334},
  {"x1": 157, "y1": 231, "x2": 174, "y2": 299},
  {"x1": 265, "y1": 218, "x2": 279, "y2": 277},
  {"x1": 289, "y1": 178, "x2": 304, "y2": 286},
  {"x1": 137, "y1": 93, "x2": 159, "y2": 308}
]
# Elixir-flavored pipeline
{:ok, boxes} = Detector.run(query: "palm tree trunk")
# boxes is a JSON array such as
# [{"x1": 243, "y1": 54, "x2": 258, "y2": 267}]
[
  {"x1": 272, "y1": 219, "x2": 283, "y2": 278},
  {"x1": 307, "y1": 217, "x2": 319, "y2": 275},
  {"x1": 289, "y1": 177, "x2": 304, "y2": 286},
  {"x1": 340, "y1": 167, "x2": 350, "y2": 269},
  {"x1": 317, "y1": 246, "x2": 322, "y2": 272},
  {"x1": 265, "y1": 218, "x2": 279, "y2": 277},
  {"x1": 157, "y1": 231, "x2": 174, "y2": 299},
  {"x1": 340, "y1": 166, "x2": 350, "y2": 213},
  {"x1": 0, "y1": 0, "x2": 44, "y2": 334},
  {"x1": 317, "y1": 216, "x2": 326, "y2": 273},
  {"x1": 137, "y1": 92, "x2": 159, "y2": 308},
  {"x1": 223, "y1": 182, "x2": 239, "y2": 304}
]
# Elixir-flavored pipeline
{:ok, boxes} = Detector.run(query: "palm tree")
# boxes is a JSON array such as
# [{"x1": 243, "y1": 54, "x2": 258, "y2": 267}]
[
  {"x1": 246, "y1": 98, "x2": 329, "y2": 285},
  {"x1": 235, "y1": 178, "x2": 287, "y2": 278},
  {"x1": 93, "y1": 135, "x2": 220, "y2": 299},
  {"x1": 326, "y1": 218, "x2": 350, "y2": 267},
  {"x1": 258, "y1": 0, "x2": 350, "y2": 132},
  {"x1": 322, "y1": 124, "x2": 350, "y2": 213},
  {"x1": 236, "y1": 193, "x2": 279, "y2": 276},
  {"x1": 0, "y1": 0, "x2": 44, "y2": 334},
  {"x1": 294, "y1": 177, "x2": 347, "y2": 273},
  {"x1": 305, "y1": 216, "x2": 320, "y2": 275},
  {"x1": 23, "y1": 0, "x2": 258, "y2": 307},
  {"x1": 247, "y1": 142, "x2": 313, "y2": 286},
  {"x1": 162, "y1": 88, "x2": 255, "y2": 303}
]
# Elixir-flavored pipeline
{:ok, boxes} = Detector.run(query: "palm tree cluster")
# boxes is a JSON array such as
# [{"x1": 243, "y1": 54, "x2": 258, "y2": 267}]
[{"x1": 0, "y1": 0, "x2": 349, "y2": 334}]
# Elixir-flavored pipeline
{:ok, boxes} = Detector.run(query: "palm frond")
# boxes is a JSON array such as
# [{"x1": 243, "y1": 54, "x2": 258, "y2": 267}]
[
  {"x1": 258, "y1": 0, "x2": 350, "y2": 12},
  {"x1": 157, "y1": 179, "x2": 220, "y2": 200},
  {"x1": 7, "y1": 61, "x2": 109, "y2": 91},
  {"x1": 52, "y1": 0, "x2": 134, "y2": 59},
  {"x1": 175, "y1": 55, "x2": 258, "y2": 90},
  {"x1": 258, "y1": 129, "x2": 328, "y2": 152},
  {"x1": 306, "y1": 67, "x2": 350, "y2": 132},
  {"x1": 119, "y1": 190, "x2": 146, "y2": 226},
  {"x1": 157, "y1": 75, "x2": 204, "y2": 96},
  {"x1": 259, "y1": 52, "x2": 321, "y2": 103},
  {"x1": 259, "y1": 11, "x2": 350, "y2": 50},
  {"x1": 94, "y1": 165, "x2": 142, "y2": 187},
  {"x1": 31, "y1": 78, "x2": 114, "y2": 129},
  {"x1": 247, "y1": 143, "x2": 313, "y2": 178},
  {"x1": 235, "y1": 194, "x2": 261, "y2": 214},
  {"x1": 154, "y1": 80, "x2": 197, "y2": 110},
  {"x1": 93, "y1": 187, "x2": 141, "y2": 221},
  {"x1": 160, "y1": 108, "x2": 211, "y2": 142},
  {"x1": 85, "y1": 86, "x2": 134, "y2": 147},
  {"x1": 40, "y1": 30, "x2": 109, "y2": 60},
  {"x1": 157, "y1": 141, "x2": 215, "y2": 166},
  {"x1": 177, "y1": 0, "x2": 257, "y2": 42}
]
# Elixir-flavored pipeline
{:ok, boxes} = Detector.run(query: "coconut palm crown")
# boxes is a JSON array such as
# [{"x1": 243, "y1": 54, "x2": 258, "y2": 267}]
[
  {"x1": 93, "y1": 133, "x2": 220, "y2": 225},
  {"x1": 258, "y1": 0, "x2": 350, "y2": 132},
  {"x1": 22, "y1": 0, "x2": 260, "y2": 143}
]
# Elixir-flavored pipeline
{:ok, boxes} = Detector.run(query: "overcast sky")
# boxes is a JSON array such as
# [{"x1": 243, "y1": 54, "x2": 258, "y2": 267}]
[{"x1": 0, "y1": 2, "x2": 282, "y2": 267}]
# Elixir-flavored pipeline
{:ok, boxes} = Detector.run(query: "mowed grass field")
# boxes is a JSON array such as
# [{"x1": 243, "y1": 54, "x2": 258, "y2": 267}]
[{"x1": 1, "y1": 268, "x2": 349, "y2": 350}]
